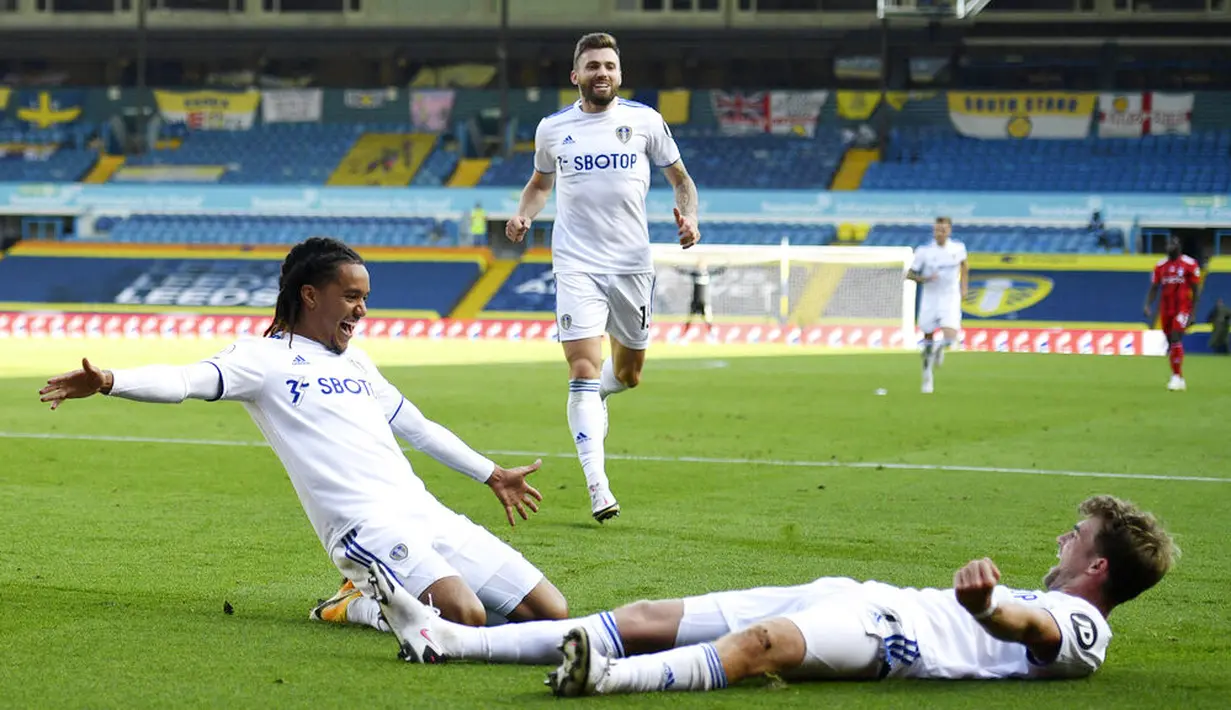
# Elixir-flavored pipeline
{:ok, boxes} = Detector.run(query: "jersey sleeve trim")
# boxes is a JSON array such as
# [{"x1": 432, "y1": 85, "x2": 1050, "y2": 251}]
[
  {"x1": 202, "y1": 360, "x2": 224, "y2": 402},
  {"x1": 389, "y1": 396, "x2": 406, "y2": 423},
  {"x1": 1024, "y1": 608, "x2": 1061, "y2": 667},
  {"x1": 656, "y1": 156, "x2": 681, "y2": 169}
]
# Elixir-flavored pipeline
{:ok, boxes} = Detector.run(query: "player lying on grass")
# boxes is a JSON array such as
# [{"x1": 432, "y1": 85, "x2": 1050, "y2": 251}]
[
  {"x1": 39, "y1": 236, "x2": 568, "y2": 631},
  {"x1": 359, "y1": 495, "x2": 1174, "y2": 693}
]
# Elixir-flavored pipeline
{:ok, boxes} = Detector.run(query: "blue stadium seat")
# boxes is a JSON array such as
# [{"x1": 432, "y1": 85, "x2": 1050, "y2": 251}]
[
  {"x1": 478, "y1": 132, "x2": 847, "y2": 190},
  {"x1": 107, "y1": 214, "x2": 461, "y2": 247},
  {"x1": 863, "y1": 223, "x2": 1104, "y2": 253},
  {"x1": 124, "y1": 124, "x2": 367, "y2": 185},
  {"x1": 864, "y1": 129, "x2": 1231, "y2": 193}
]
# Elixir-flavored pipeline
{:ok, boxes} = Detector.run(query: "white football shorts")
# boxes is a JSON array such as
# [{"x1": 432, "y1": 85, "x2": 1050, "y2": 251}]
[
  {"x1": 917, "y1": 297, "x2": 962, "y2": 334},
  {"x1": 554, "y1": 271, "x2": 655, "y2": 350},
  {"x1": 330, "y1": 498, "x2": 544, "y2": 617},
  {"x1": 677, "y1": 576, "x2": 886, "y2": 680}
]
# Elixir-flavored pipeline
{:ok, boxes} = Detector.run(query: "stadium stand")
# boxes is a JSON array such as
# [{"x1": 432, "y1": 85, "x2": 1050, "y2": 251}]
[
  {"x1": 0, "y1": 123, "x2": 102, "y2": 182},
  {"x1": 411, "y1": 143, "x2": 462, "y2": 186},
  {"x1": 479, "y1": 132, "x2": 845, "y2": 190},
  {"x1": 102, "y1": 214, "x2": 458, "y2": 246},
  {"x1": 863, "y1": 224, "x2": 1121, "y2": 254},
  {"x1": 863, "y1": 128, "x2": 1231, "y2": 193},
  {"x1": 650, "y1": 221, "x2": 835, "y2": 246},
  {"x1": 124, "y1": 124, "x2": 369, "y2": 184}
]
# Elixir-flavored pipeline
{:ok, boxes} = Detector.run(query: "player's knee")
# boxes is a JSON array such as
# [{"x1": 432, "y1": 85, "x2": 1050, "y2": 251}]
[
  {"x1": 728, "y1": 623, "x2": 798, "y2": 676},
  {"x1": 612, "y1": 599, "x2": 657, "y2": 625},
  {"x1": 438, "y1": 596, "x2": 488, "y2": 627},
  {"x1": 569, "y1": 361, "x2": 600, "y2": 381},
  {"x1": 616, "y1": 367, "x2": 641, "y2": 389},
  {"x1": 535, "y1": 589, "x2": 569, "y2": 620}
]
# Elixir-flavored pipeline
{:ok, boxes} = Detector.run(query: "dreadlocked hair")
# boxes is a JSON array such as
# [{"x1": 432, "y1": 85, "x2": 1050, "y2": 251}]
[{"x1": 264, "y1": 237, "x2": 364, "y2": 340}]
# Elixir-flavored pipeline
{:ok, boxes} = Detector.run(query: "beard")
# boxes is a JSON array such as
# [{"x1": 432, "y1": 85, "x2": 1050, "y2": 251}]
[
  {"x1": 581, "y1": 81, "x2": 617, "y2": 106},
  {"x1": 1042, "y1": 566, "x2": 1061, "y2": 590}
]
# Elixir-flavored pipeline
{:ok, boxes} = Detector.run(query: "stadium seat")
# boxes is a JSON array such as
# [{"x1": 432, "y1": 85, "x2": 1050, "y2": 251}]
[
  {"x1": 863, "y1": 129, "x2": 1231, "y2": 193},
  {"x1": 478, "y1": 131, "x2": 847, "y2": 190},
  {"x1": 862, "y1": 223, "x2": 1112, "y2": 253},
  {"x1": 104, "y1": 214, "x2": 460, "y2": 247},
  {"x1": 0, "y1": 121, "x2": 103, "y2": 182},
  {"x1": 122, "y1": 124, "x2": 368, "y2": 185}
]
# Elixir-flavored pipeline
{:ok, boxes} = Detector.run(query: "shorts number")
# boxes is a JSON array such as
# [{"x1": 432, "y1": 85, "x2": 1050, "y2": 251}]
[
  {"x1": 639, "y1": 306, "x2": 648, "y2": 329},
  {"x1": 1175, "y1": 312, "x2": 1190, "y2": 328}
]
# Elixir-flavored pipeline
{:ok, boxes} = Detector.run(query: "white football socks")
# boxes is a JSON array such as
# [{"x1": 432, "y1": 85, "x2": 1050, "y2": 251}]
[
  {"x1": 568, "y1": 379, "x2": 611, "y2": 493},
  {"x1": 438, "y1": 611, "x2": 625, "y2": 664},
  {"x1": 347, "y1": 596, "x2": 391, "y2": 632},
  {"x1": 599, "y1": 358, "x2": 628, "y2": 400},
  {"x1": 597, "y1": 643, "x2": 728, "y2": 694}
]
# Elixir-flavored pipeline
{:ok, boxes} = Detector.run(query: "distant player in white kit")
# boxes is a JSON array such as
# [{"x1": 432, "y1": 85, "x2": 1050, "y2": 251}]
[
  {"x1": 39, "y1": 237, "x2": 569, "y2": 650},
  {"x1": 367, "y1": 496, "x2": 1174, "y2": 697},
  {"x1": 906, "y1": 216, "x2": 968, "y2": 394},
  {"x1": 506, "y1": 32, "x2": 701, "y2": 522}
]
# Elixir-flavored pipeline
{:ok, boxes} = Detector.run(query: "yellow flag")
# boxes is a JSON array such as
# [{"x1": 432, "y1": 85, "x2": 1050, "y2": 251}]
[{"x1": 836, "y1": 91, "x2": 881, "y2": 121}]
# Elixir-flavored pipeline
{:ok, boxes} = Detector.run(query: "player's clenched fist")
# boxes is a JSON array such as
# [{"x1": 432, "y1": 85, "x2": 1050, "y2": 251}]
[
  {"x1": 953, "y1": 557, "x2": 1001, "y2": 616},
  {"x1": 674, "y1": 207, "x2": 700, "y2": 250},
  {"x1": 506, "y1": 215, "x2": 531, "y2": 243}
]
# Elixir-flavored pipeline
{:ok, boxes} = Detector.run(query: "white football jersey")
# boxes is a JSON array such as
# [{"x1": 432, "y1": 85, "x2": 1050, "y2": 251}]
[
  {"x1": 205, "y1": 335, "x2": 442, "y2": 551},
  {"x1": 911, "y1": 238, "x2": 968, "y2": 306},
  {"x1": 534, "y1": 98, "x2": 681, "y2": 275},
  {"x1": 862, "y1": 581, "x2": 1112, "y2": 680}
]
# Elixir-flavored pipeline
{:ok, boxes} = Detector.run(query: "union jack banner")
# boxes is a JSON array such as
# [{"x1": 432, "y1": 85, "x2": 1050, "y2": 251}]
[
  {"x1": 712, "y1": 91, "x2": 769, "y2": 135},
  {"x1": 711, "y1": 91, "x2": 829, "y2": 137}
]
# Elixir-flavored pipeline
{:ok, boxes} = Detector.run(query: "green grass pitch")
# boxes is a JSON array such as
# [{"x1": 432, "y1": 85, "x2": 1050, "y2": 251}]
[{"x1": 1, "y1": 338, "x2": 1228, "y2": 708}]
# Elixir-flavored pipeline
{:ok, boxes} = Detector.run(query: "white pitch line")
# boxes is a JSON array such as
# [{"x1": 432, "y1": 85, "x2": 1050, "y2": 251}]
[{"x1": 1, "y1": 430, "x2": 1225, "y2": 484}]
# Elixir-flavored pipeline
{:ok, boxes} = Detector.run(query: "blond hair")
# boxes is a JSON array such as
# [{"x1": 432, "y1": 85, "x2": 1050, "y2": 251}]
[
  {"x1": 1080, "y1": 495, "x2": 1178, "y2": 605},
  {"x1": 574, "y1": 32, "x2": 619, "y2": 68}
]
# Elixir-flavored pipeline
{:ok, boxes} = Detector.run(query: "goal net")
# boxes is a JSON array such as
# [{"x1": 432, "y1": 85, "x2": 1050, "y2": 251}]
[{"x1": 650, "y1": 242, "x2": 917, "y2": 347}]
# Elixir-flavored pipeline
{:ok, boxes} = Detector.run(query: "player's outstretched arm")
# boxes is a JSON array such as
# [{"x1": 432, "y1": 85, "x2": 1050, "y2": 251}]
[
  {"x1": 388, "y1": 395, "x2": 543, "y2": 526},
  {"x1": 40, "y1": 357, "x2": 222, "y2": 410},
  {"x1": 953, "y1": 558, "x2": 1063, "y2": 663},
  {"x1": 506, "y1": 171, "x2": 555, "y2": 243}
]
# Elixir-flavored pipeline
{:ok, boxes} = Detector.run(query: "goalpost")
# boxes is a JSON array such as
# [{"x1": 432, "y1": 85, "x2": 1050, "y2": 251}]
[{"x1": 650, "y1": 242, "x2": 917, "y2": 348}]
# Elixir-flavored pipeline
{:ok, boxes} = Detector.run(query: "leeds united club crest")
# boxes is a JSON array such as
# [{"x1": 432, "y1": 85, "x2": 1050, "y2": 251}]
[{"x1": 615, "y1": 125, "x2": 631, "y2": 143}]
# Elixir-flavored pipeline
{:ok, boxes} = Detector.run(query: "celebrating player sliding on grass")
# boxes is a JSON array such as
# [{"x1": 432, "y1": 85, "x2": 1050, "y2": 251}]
[
  {"x1": 39, "y1": 236, "x2": 569, "y2": 634},
  {"x1": 506, "y1": 31, "x2": 701, "y2": 523}
]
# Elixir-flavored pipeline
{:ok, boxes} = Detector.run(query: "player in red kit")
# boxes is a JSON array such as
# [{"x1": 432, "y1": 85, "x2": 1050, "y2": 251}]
[{"x1": 1144, "y1": 237, "x2": 1201, "y2": 391}]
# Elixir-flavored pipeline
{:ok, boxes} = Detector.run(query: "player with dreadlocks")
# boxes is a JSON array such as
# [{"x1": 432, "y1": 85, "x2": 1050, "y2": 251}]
[{"x1": 40, "y1": 237, "x2": 570, "y2": 656}]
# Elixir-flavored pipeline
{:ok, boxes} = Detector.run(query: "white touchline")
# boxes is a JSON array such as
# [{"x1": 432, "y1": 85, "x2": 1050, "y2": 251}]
[{"x1": 2, "y1": 430, "x2": 1226, "y2": 484}]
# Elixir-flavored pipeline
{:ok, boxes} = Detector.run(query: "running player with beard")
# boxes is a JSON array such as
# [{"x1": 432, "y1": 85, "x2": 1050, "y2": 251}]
[
  {"x1": 906, "y1": 217, "x2": 968, "y2": 394},
  {"x1": 506, "y1": 32, "x2": 701, "y2": 522}
]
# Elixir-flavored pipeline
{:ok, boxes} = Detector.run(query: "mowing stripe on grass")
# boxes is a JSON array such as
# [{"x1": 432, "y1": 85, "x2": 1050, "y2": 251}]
[{"x1": 2, "y1": 430, "x2": 1226, "y2": 484}]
